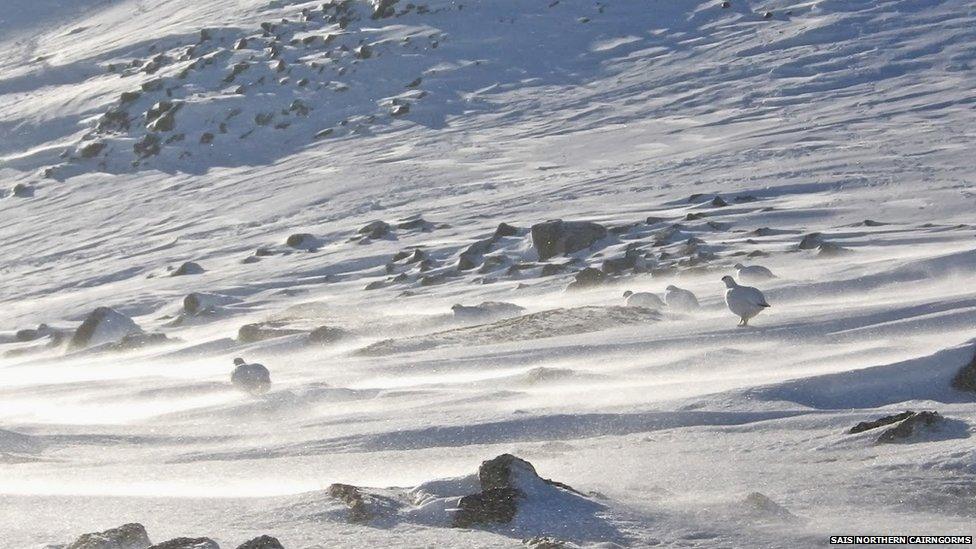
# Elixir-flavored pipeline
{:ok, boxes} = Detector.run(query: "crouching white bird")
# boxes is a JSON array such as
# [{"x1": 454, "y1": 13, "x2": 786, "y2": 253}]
[
  {"x1": 231, "y1": 357, "x2": 271, "y2": 395},
  {"x1": 734, "y1": 263, "x2": 776, "y2": 282},
  {"x1": 665, "y1": 285, "x2": 700, "y2": 312},
  {"x1": 722, "y1": 276, "x2": 770, "y2": 326},
  {"x1": 623, "y1": 290, "x2": 664, "y2": 309}
]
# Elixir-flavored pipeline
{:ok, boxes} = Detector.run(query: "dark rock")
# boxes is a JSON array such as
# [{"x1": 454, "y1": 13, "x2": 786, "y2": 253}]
[
  {"x1": 69, "y1": 307, "x2": 142, "y2": 351},
  {"x1": 452, "y1": 301, "x2": 524, "y2": 321},
  {"x1": 370, "y1": 0, "x2": 399, "y2": 19},
  {"x1": 721, "y1": 1, "x2": 731, "y2": 7},
  {"x1": 120, "y1": 91, "x2": 141, "y2": 103},
  {"x1": 849, "y1": 411, "x2": 916, "y2": 434},
  {"x1": 711, "y1": 196, "x2": 728, "y2": 207},
  {"x1": 493, "y1": 223, "x2": 520, "y2": 238},
  {"x1": 861, "y1": 219, "x2": 887, "y2": 227},
  {"x1": 354, "y1": 44, "x2": 373, "y2": 59},
  {"x1": 601, "y1": 256, "x2": 635, "y2": 275},
  {"x1": 523, "y1": 537, "x2": 570, "y2": 549},
  {"x1": 876, "y1": 411, "x2": 943, "y2": 443},
  {"x1": 685, "y1": 212, "x2": 706, "y2": 221},
  {"x1": 458, "y1": 238, "x2": 495, "y2": 270},
  {"x1": 15, "y1": 324, "x2": 53, "y2": 342},
  {"x1": 148, "y1": 538, "x2": 219, "y2": 549},
  {"x1": 79, "y1": 141, "x2": 107, "y2": 158},
  {"x1": 420, "y1": 273, "x2": 447, "y2": 286},
  {"x1": 231, "y1": 357, "x2": 271, "y2": 395},
  {"x1": 763, "y1": 10, "x2": 773, "y2": 18},
  {"x1": 171, "y1": 261, "x2": 204, "y2": 276},
  {"x1": 478, "y1": 255, "x2": 509, "y2": 273},
  {"x1": 97, "y1": 109, "x2": 130, "y2": 133},
  {"x1": 328, "y1": 483, "x2": 373, "y2": 523},
  {"x1": 233, "y1": 38, "x2": 249, "y2": 50},
  {"x1": 391, "y1": 103, "x2": 410, "y2": 116},
  {"x1": 405, "y1": 77, "x2": 422, "y2": 88},
  {"x1": 359, "y1": 220, "x2": 392, "y2": 239},
  {"x1": 530, "y1": 220, "x2": 608, "y2": 261},
  {"x1": 108, "y1": 332, "x2": 171, "y2": 351},
  {"x1": 285, "y1": 233, "x2": 321, "y2": 250},
  {"x1": 392, "y1": 250, "x2": 411, "y2": 261},
  {"x1": 308, "y1": 326, "x2": 349, "y2": 345},
  {"x1": 141, "y1": 79, "x2": 163, "y2": 92},
  {"x1": 134, "y1": 133, "x2": 161, "y2": 158},
  {"x1": 314, "y1": 128, "x2": 334, "y2": 139},
  {"x1": 235, "y1": 536, "x2": 283, "y2": 549},
  {"x1": 566, "y1": 267, "x2": 605, "y2": 290},
  {"x1": 540, "y1": 263, "x2": 567, "y2": 277},
  {"x1": 200, "y1": 132, "x2": 214, "y2": 144},
  {"x1": 951, "y1": 351, "x2": 976, "y2": 392},
  {"x1": 734, "y1": 194, "x2": 758, "y2": 202},
  {"x1": 66, "y1": 522, "x2": 151, "y2": 549},
  {"x1": 798, "y1": 233, "x2": 823, "y2": 250},
  {"x1": 238, "y1": 322, "x2": 304, "y2": 343},
  {"x1": 364, "y1": 280, "x2": 386, "y2": 290},
  {"x1": 455, "y1": 488, "x2": 519, "y2": 528},
  {"x1": 255, "y1": 112, "x2": 275, "y2": 126}
]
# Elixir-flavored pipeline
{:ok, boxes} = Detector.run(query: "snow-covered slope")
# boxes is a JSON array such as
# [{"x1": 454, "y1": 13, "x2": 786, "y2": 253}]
[{"x1": 1, "y1": 0, "x2": 975, "y2": 546}]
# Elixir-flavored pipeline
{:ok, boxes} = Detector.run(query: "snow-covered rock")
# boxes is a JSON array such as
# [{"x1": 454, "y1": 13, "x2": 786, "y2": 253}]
[{"x1": 67, "y1": 307, "x2": 143, "y2": 351}]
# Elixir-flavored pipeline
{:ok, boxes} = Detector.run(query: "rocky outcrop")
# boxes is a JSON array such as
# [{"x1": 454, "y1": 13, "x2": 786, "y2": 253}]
[
  {"x1": 66, "y1": 523, "x2": 151, "y2": 549},
  {"x1": 876, "y1": 411, "x2": 943, "y2": 443},
  {"x1": 68, "y1": 307, "x2": 143, "y2": 351},
  {"x1": 848, "y1": 411, "x2": 916, "y2": 434},
  {"x1": 531, "y1": 220, "x2": 608, "y2": 260},
  {"x1": 359, "y1": 220, "x2": 392, "y2": 239}
]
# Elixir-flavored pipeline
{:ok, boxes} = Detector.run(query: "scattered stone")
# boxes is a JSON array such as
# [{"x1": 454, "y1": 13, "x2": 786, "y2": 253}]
[
  {"x1": 566, "y1": 267, "x2": 606, "y2": 290},
  {"x1": 531, "y1": 220, "x2": 608, "y2": 261},
  {"x1": 308, "y1": 326, "x2": 349, "y2": 345},
  {"x1": 763, "y1": 10, "x2": 773, "y2": 19},
  {"x1": 458, "y1": 238, "x2": 495, "y2": 270},
  {"x1": 238, "y1": 322, "x2": 304, "y2": 343},
  {"x1": 601, "y1": 255, "x2": 636, "y2": 275},
  {"x1": 235, "y1": 536, "x2": 283, "y2": 549},
  {"x1": 289, "y1": 99, "x2": 310, "y2": 116},
  {"x1": 711, "y1": 196, "x2": 728, "y2": 207},
  {"x1": 721, "y1": 1, "x2": 731, "y2": 7},
  {"x1": 951, "y1": 351, "x2": 976, "y2": 393},
  {"x1": 148, "y1": 538, "x2": 219, "y2": 549},
  {"x1": 523, "y1": 537, "x2": 573, "y2": 549},
  {"x1": 328, "y1": 483, "x2": 373, "y2": 523},
  {"x1": 120, "y1": 91, "x2": 141, "y2": 104},
  {"x1": 876, "y1": 411, "x2": 943, "y2": 443},
  {"x1": 314, "y1": 128, "x2": 334, "y2": 139},
  {"x1": 15, "y1": 324, "x2": 54, "y2": 342},
  {"x1": 11, "y1": 183, "x2": 34, "y2": 198},
  {"x1": 231, "y1": 357, "x2": 271, "y2": 395},
  {"x1": 141, "y1": 79, "x2": 163, "y2": 92},
  {"x1": 200, "y1": 132, "x2": 214, "y2": 144},
  {"x1": 540, "y1": 263, "x2": 567, "y2": 277},
  {"x1": 493, "y1": 222, "x2": 520, "y2": 238},
  {"x1": 97, "y1": 109, "x2": 131, "y2": 133},
  {"x1": 861, "y1": 219, "x2": 887, "y2": 227},
  {"x1": 68, "y1": 307, "x2": 143, "y2": 351},
  {"x1": 391, "y1": 103, "x2": 410, "y2": 116},
  {"x1": 420, "y1": 273, "x2": 447, "y2": 286},
  {"x1": 685, "y1": 212, "x2": 706, "y2": 221},
  {"x1": 370, "y1": 0, "x2": 399, "y2": 19},
  {"x1": 233, "y1": 38, "x2": 249, "y2": 50},
  {"x1": 405, "y1": 77, "x2": 422, "y2": 88},
  {"x1": 134, "y1": 133, "x2": 161, "y2": 158},
  {"x1": 355, "y1": 44, "x2": 373, "y2": 59},
  {"x1": 66, "y1": 523, "x2": 151, "y2": 549},
  {"x1": 171, "y1": 261, "x2": 204, "y2": 276}
]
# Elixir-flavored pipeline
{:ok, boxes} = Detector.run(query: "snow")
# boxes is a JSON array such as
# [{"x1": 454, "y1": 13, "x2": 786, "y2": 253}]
[{"x1": 1, "y1": 0, "x2": 975, "y2": 546}]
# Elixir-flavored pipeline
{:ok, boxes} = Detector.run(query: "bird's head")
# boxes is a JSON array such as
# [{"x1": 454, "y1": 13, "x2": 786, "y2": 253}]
[
  {"x1": 622, "y1": 291, "x2": 633, "y2": 298},
  {"x1": 733, "y1": 263, "x2": 745, "y2": 270},
  {"x1": 721, "y1": 275, "x2": 737, "y2": 288},
  {"x1": 665, "y1": 285, "x2": 677, "y2": 291},
  {"x1": 233, "y1": 357, "x2": 246, "y2": 366}
]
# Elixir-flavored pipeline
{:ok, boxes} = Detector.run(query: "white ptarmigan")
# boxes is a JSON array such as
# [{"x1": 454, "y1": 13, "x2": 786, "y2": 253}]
[
  {"x1": 733, "y1": 262, "x2": 776, "y2": 282},
  {"x1": 665, "y1": 285, "x2": 700, "y2": 311},
  {"x1": 722, "y1": 276, "x2": 770, "y2": 326},
  {"x1": 231, "y1": 357, "x2": 271, "y2": 395},
  {"x1": 623, "y1": 290, "x2": 664, "y2": 309}
]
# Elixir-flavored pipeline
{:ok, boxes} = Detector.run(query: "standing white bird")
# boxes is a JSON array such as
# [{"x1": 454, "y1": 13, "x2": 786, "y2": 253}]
[
  {"x1": 722, "y1": 276, "x2": 770, "y2": 326},
  {"x1": 734, "y1": 263, "x2": 776, "y2": 282},
  {"x1": 231, "y1": 357, "x2": 271, "y2": 395},
  {"x1": 623, "y1": 290, "x2": 664, "y2": 309},
  {"x1": 665, "y1": 285, "x2": 700, "y2": 312}
]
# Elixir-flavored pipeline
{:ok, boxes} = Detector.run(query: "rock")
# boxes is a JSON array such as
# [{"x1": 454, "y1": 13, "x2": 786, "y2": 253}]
[
  {"x1": 359, "y1": 220, "x2": 392, "y2": 239},
  {"x1": 285, "y1": 233, "x2": 322, "y2": 250},
  {"x1": 861, "y1": 219, "x2": 887, "y2": 227},
  {"x1": 141, "y1": 79, "x2": 163, "y2": 92},
  {"x1": 876, "y1": 411, "x2": 943, "y2": 443},
  {"x1": 530, "y1": 220, "x2": 608, "y2": 260},
  {"x1": 849, "y1": 411, "x2": 916, "y2": 434},
  {"x1": 289, "y1": 99, "x2": 310, "y2": 116},
  {"x1": 452, "y1": 301, "x2": 525, "y2": 321},
  {"x1": 420, "y1": 273, "x2": 447, "y2": 286},
  {"x1": 182, "y1": 293, "x2": 230, "y2": 316},
  {"x1": 354, "y1": 44, "x2": 373, "y2": 59},
  {"x1": 798, "y1": 233, "x2": 823, "y2": 249},
  {"x1": 97, "y1": 109, "x2": 130, "y2": 133},
  {"x1": 405, "y1": 77, "x2": 422, "y2": 88},
  {"x1": 234, "y1": 536, "x2": 282, "y2": 549},
  {"x1": 458, "y1": 238, "x2": 495, "y2": 270},
  {"x1": 763, "y1": 10, "x2": 773, "y2": 19},
  {"x1": 68, "y1": 307, "x2": 142, "y2": 351},
  {"x1": 566, "y1": 267, "x2": 605, "y2": 290},
  {"x1": 951, "y1": 351, "x2": 976, "y2": 392},
  {"x1": 147, "y1": 538, "x2": 218, "y2": 549},
  {"x1": 171, "y1": 261, "x2": 204, "y2": 276},
  {"x1": 818, "y1": 242, "x2": 852, "y2": 257},
  {"x1": 711, "y1": 196, "x2": 728, "y2": 207},
  {"x1": 523, "y1": 537, "x2": 573, "y2": 549},
  {"x1": 120, "y1": 91, "x2": 141, "y2": 103},
  {"x1": 134, "y1": 133, "x2": 161, "y2": 158},
  {"x1": 721, "y1": 1, "x2": 731, "y2": 8},
  {"x1": 238, "y1": 322, "x2": 304, "y2": 343},
  {"x1": 601, "y1": 256, "x2": 636, "y2": 275},
  {"x1": 66, "y1": 523, "x2": 151, "y2": 549},
  {"x1": 540, "y1": 263, "x2": 567, "y2": 277},
  {"x1": 314, "y1": 128, "x2": 334, "y2": 139},
  {"x1": 308, "y1": 326, "x2": 349, "y2": 345},
  {"x1": 743, "y1": 492, "x2": 798, "y2": 521},
  {"x1": 455, "y1": 488, "x2": 519, "y2": 528},
  {"x1": 231, "y1": 357, "x2": 271, "y2": 395},
  {"x1": 685, "y1": 212, "x2": 706, "y2": 221},
  {"x1": 494, "y1": 222, "x2": 520, "y2": 238},
  {"x1": 328, "y1": 483, "x2": 373, "y2": 523},
  {"x1": 107, "y1": 332, "x2": 171, "y2": 352},
  {"x1": 200, "y1": 132, "x2": 214, "y2": 144},
  {"x1": 396, "y1": 217, "x2": 433, "y2": 231},
  {"x1": 391, "y1": 103, "x2": 410, "y2": 116},
  {"x1": 15, "y1": 324, "x2": 54, "y2": 342},
  {"x1": 79, "y1": 141, "x2": 107, "y2": 158},
  {"x1": 11, "y1": 183, "x2": 34, "y2": 197},
  {"x1": 370, "y1": 0, "x2": 399, "y2": 19}
]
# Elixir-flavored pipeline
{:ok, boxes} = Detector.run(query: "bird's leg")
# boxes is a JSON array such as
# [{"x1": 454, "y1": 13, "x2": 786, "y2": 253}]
[{"x1": 738, "y1": 317, "x2": 747, "y2": 327}]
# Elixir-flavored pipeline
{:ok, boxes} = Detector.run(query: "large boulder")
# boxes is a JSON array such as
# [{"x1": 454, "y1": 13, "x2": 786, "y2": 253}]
[
  {"x1": 68, "y1": 307, "x2": 143, "y2": 351},
  {"x1": 147, "y1": 539, "x2": 218, "y2": 549},
  {"x1": 566, "y1": 267, "x2": 606, "y2": 291},
  {"x1": 235, "y1": 536, "x2": 283, "y2": 549},
  {"x1": 531, "y1": 220, "x2": 607, "y2": 260},
  {"x1": 66, "y1": 523, "x2": 151, "y2": 549}
]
